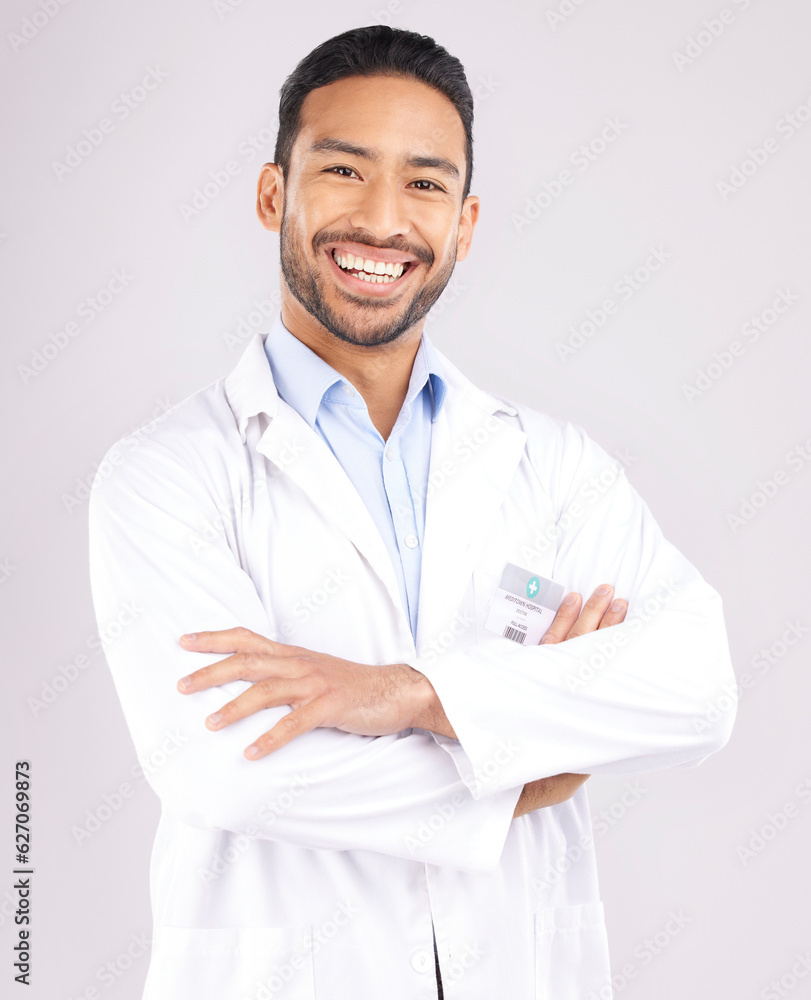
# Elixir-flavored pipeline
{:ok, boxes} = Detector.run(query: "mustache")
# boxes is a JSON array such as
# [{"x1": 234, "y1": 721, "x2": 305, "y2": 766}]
[{"x1": 316, "y1": 231, "x2": 433, "y2": 267}]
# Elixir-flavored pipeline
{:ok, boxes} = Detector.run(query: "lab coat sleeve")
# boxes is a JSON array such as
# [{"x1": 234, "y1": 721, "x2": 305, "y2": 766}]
[
  {"x1": 410, "y1": 417, "x2": 737, "y2": 799},
  {"x1": 87, "y1": 429, "x2": 521, "y2": 873}
]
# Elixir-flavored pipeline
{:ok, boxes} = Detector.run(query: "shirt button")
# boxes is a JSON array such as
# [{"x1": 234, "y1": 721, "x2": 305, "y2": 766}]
[
  {"x1": 404, "y1": 534, "x2": 419, "y2": 549},
  {"x1": 385, "y1": 447, "x2": 394, "y2": 461},
  {"x1": 410, "y1": 948, "x2": 432, "y2": 973},
  {"x1": 343, "y1": 384, "x2": 355, "y2": 396}
]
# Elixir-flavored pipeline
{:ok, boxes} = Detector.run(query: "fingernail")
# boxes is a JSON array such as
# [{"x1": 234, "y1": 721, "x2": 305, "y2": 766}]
[
  {"x1": 177, "y1": 676, "x2": 191, "y2": 691},
  {"x1": 207, "y1": 713, "x2": 221, "y2": 725},
  {"x1": 563, "y1": 593, "x2": 578, "y2": 605},
  {"x1": 596, "y1": 585, "x2": 612, "y2": 596},
  {"x1": 180, "y1": 633, "x2": 197, "y2": 642},
  {"x1": 245, "y1": 745, "x2": 261, "y2": 759},
  {"x1": 610, "y1": 600, "x2": 625, "y2": 612}
]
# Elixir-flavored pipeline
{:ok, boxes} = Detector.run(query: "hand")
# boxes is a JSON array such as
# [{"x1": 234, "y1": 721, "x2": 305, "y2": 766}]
[
  {"x1": 514, "y1": 583, "x2": 628, "y2": 818},
  {"x1": 176, "y1": 628, "x2": 431, "y2": 760},
  {"x1": 540, "y1": 582, "x2": 627, "y2": 645}
]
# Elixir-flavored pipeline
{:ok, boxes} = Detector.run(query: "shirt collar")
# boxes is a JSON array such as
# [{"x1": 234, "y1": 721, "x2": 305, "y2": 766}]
[
  {"x1": 262, "y1": 311, "x2": 447, "y2": 428},
  {"x1": 224, "y1": 321, "x2": 517, "y2": 444}
]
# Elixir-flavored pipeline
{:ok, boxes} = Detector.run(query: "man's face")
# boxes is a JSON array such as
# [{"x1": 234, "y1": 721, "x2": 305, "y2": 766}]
[{"x1": 269, "y1": 74, "x2": 477, "y2": 348}]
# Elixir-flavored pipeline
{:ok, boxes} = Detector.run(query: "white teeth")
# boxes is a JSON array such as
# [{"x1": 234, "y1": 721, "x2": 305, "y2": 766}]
[{"x1": 332, "y1": 249, "x2": 406, "y2": 279}]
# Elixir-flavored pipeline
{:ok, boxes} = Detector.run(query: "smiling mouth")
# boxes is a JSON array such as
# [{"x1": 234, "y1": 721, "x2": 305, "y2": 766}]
[{"x1": 329, "y1": 248, "x2": 415, "y2": 286}]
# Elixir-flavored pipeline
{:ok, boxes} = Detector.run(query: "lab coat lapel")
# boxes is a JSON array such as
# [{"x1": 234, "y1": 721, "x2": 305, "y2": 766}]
[
  {"x1": 226, "y1": 334, "x2": 406, "y2": 621},
  {"x1": 417, "y1": 360, "x2": 527, "y2": 651}
]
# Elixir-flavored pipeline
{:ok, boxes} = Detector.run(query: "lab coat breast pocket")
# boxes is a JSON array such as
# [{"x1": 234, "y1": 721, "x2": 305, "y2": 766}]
[
  {"x1": 142, "y1": 925, "x2": 315, "y2": 1000},
  {"x1": 534, "y1": 902, "x2": 612, "y2": 1000}
]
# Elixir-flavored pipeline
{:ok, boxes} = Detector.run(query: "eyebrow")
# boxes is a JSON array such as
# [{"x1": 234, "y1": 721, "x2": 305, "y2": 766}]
[{"x1": 307, "y1": 137, "x2": 460, "y2": 183}]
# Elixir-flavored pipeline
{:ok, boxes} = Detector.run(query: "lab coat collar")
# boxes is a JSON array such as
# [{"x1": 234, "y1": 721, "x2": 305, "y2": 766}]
[
  {"x1": 224, "y1": 325, "x2": 524, "y2": 652},
  {"x1": 223, "y1": 330, "x2": 282, "y2": 441},
  {"x1": 223, "y1": 325, "x2": 516, "y2": 443}
]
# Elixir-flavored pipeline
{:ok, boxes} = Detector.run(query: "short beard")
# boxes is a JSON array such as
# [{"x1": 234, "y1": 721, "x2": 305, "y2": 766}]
[{"x1": 278, "y1": 210, "x2": 458, "y2": 348}]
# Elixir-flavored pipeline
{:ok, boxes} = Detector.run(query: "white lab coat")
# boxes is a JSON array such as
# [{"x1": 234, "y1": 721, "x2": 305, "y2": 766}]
[{"x1": 88, "y1": 327, "x2": 736, "y2": 1000}]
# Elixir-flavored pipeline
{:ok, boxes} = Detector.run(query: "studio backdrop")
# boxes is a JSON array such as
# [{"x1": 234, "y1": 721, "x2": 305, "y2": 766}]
[{"x1": 2, "y1": 1, "x2": 809, "y2": 997}]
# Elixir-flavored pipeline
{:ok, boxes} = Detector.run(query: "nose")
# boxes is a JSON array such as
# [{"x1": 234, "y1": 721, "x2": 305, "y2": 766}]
[{"x1": 348, "y1": 176, "x2": 411, "y2": 243}]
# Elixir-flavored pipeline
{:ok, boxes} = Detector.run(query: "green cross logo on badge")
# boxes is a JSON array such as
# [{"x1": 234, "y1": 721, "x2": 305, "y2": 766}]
[{"x1": 526, "y1": 576, "x2": 540, "y2": 599}]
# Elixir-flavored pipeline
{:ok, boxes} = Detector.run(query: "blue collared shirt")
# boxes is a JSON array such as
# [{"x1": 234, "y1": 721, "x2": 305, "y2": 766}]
[{"x1": 263, "y1": 313, "x2": 447, "y2": 639}]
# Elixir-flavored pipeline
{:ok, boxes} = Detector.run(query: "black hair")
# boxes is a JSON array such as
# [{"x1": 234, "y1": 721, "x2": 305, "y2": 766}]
[{"x1": 273, "y1": 25, "x2": 474, "y2": 202}]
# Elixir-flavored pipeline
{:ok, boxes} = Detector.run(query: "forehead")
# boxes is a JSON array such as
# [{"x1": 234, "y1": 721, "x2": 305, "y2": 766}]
[{"x1": 292, "y1": 74, "x2": 466, "y2": 171}]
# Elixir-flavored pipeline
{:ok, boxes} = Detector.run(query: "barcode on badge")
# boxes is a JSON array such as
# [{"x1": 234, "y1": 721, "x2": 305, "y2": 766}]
[{"x1": 503, "y1": 625, "x2": 527, "y2": 644}]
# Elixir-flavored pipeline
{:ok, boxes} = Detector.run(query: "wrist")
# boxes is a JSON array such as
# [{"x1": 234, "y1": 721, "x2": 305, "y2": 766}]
[{"x1": 399, "y1": 665, "x2": 456, "y2": 738}]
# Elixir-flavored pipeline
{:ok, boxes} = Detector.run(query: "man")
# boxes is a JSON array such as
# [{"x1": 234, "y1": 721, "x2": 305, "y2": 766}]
[{"x1": 88, "y1": 25, "x2": 736, "y2": 1000}]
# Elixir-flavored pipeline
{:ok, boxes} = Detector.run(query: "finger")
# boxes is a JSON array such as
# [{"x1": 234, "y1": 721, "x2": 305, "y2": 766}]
[
  {"x1": 565, "y1": 584, "x2": 614, "y2": 639},
  {"x1": 539, "y1": 592, "x2": 582, "y2": 645},
  {"x1": 243, "y1": 701, "x2": 326, "y2": 759},
  {"x1": 205, "y1": 677, "x2": 306, "y2": 730},
  {"x1": 597, "y1": 598, "x2": 628, "y2": 630},
  {"x1": 177, "y1": 628, "x2": 286, "y2": 693},
  {"x1": 178, "y1": 648, "x2": 303, "y2": 694},
  {"x1": 179, "y1": 625, "x2": 275, "y2": 654}
]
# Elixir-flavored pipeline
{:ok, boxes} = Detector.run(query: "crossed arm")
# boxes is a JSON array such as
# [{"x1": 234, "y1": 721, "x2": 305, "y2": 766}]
[{"x1": 176, "y1": 583, "x2": 628, "y2": 819}]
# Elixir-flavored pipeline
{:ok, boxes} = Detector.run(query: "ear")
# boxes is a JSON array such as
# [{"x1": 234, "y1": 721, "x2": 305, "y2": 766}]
[
  {"x1": 455, "y1": 194, "x2": 480, "y2": 262},
  {"x1": 256, "y1": 163, "x2": 284, "y2": 232}
]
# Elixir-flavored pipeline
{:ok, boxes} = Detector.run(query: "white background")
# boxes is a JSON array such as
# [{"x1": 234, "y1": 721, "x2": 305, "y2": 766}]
[{"x1": 2, "y1": 0, "x2": 810, "y2": 997}]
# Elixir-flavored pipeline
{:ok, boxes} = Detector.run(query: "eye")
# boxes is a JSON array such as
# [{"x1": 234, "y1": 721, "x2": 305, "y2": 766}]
[
  {"x1": 325, "y1": 166, "x2": 359, "y2": 178},
  {"x1": 411, "y1": 179, "x2": 445, "y2": 192}
]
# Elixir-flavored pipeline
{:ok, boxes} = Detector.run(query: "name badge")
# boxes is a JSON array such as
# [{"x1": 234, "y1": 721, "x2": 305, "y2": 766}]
[{"x1": 484, "y1": 562, "x2": 564, "y2": 645}]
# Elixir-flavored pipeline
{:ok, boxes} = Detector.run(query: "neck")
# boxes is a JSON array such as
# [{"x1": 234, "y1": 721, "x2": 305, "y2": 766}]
[{"x1": 280, "y1": 293, "x2": 424, "y2": 440}]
